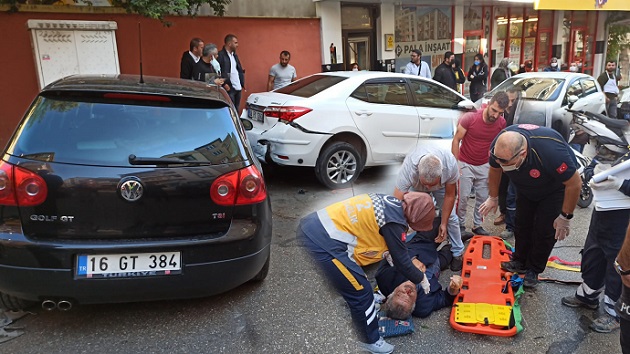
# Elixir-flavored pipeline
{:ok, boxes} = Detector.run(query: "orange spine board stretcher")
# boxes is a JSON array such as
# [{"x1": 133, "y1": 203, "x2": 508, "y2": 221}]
[{"x1": 449, "y1": 236, "x2": 518, "y2": 336}]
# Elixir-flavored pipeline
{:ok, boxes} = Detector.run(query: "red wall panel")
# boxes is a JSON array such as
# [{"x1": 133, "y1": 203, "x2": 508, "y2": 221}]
[{"x1": 0, "y1": 12, "x2": 322, "y2": 146}]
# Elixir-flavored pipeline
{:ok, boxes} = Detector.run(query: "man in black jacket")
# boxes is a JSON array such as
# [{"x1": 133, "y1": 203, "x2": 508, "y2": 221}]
[
  {"x1": 433, "y1": 51, "x2": 456, "y2": 90},
  {"x1": 217, "y1": 34, "x2": 245, "y2": 110},
  {"x1": 180, "y1": 38, "x2": 204, "y2": 80}
]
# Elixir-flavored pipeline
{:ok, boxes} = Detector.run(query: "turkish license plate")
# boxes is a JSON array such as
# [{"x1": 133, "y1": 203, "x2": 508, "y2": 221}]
[
  {"x1": 248, "y1": 108, "x2": 264, "y2": 122},
  {"x1": 76, "y1": 252, "x2": 181, "y2": 278}
]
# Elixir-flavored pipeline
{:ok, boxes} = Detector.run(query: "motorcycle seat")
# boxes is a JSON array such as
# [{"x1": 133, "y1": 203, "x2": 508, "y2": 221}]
[{"x1": 583, "y1": 111, "x2": 629, "y2": 130}]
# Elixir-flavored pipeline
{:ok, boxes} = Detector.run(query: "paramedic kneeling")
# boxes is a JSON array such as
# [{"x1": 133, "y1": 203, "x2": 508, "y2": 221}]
[{"x1": 298, "y1": 192, "x2": 434, "y2": 354}]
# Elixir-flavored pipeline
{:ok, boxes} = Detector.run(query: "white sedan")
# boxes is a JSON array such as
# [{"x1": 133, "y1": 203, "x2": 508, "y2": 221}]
[{"x1": 241, "y1": 71, "x2": 475, "y2": 189}]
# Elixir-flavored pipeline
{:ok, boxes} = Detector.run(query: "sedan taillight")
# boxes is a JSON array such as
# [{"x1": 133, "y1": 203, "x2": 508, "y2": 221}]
[
  {"x1": 210, "y1": 165, "x2": 267, "y2": 206},
  {"x1": 264, "y1": 106, "x2": 312, "y2": 122},
  {"x1": 0, "y1": 161, "x2": 48, "y2": 207}
]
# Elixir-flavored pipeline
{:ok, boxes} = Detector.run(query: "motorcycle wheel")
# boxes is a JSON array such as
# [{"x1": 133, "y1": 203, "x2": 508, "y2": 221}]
[{"x1": 577, "y1": 177, "x2": 593, "y2": 208}]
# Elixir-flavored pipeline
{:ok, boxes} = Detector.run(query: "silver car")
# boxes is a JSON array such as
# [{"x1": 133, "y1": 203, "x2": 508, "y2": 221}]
[{"x1": 483, "y1": 72, "x2": 607, "y2": 140}]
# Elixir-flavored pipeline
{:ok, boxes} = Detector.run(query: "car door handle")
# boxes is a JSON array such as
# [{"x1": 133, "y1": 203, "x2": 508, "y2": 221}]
[
  {"x1": 419, "y1": 114, "x2": 435, "y2": 120},
  {"x1": 354, "y1": 110, "x2": 373, "y2": 116}
]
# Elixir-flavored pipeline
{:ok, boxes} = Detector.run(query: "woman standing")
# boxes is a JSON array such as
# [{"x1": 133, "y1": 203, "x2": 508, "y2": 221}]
[
  {"x1": 467, "y1": 53, "x2": 488, "y2": 102},
  {"x1": 490, "y1": 57, "x2": 511, "y2": 90}
]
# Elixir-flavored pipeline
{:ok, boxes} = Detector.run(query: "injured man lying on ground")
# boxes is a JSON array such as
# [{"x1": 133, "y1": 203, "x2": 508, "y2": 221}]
[{"x1": 376, "y1": 219, "x2": 463, "y2": 319}]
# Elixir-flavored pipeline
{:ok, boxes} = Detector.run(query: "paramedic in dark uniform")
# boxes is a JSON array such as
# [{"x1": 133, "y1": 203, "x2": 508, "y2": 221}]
[
  {"x1": 479, "y1": 125, "x2": 581, "y2": 288},
  {"x1": 298, "y1": 192, "x2": 435, "y2": 354},
  {"x1": 616, "y1": 225, "x2": 630, "y2": 354}
]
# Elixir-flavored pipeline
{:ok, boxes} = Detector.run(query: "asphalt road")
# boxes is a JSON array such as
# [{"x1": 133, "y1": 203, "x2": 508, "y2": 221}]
[{"x1": 0, "y1": 160, "x2": 623, "y2": 354}]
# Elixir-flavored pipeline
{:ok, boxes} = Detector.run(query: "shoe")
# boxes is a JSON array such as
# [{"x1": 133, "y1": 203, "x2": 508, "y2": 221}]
[
  {"x1": 472, "y1": 226, "x2": 490, "y2": 236},
  {"x1": 358, "y1": 337, "x2": 394, "y2": 354},
  {"x1": 561, "y1": 295, "x2": 598, "y2": 310},
  {"x1": 501, "y1": 260, "x2": 527, "y2": 274},
  {"x1": 450, "y1": 255, "x2": 463, "y2": 272},
  {"x1": 590, "y1": 314, "x2": 620, "y2": 333},
  {"x1": 494, "y1": 214, "x2": 505, "y2": 225},
  {"x1": 523, "y1": 270, "x2": 539, "y2": 288},
  {"x1": 499, "y1": 229, "x2": 514, "y2": 239},
  {"x1": 461, "y1": 231, "x2": 474, "y2": 242}
]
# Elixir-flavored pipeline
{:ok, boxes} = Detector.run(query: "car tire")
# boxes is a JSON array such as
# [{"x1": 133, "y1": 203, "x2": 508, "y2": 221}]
[
  {"x1": 315, "y1": 142, "x2": 362, "y2": 189},
  {"x1": 250, "y1": 255, "x2": 270, "y2": 282},
  {"x1": 0, "y1": 292, "x2": 35, "y2": 311}
]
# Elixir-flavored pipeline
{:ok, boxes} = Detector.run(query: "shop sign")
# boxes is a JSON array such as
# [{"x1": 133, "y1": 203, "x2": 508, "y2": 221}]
[
  {"x1": 395, "y1": 40, "x2": 452, "y2": 58},
  {"x1": 535, "y1": 0, "x2": 630, "y2": 10}
]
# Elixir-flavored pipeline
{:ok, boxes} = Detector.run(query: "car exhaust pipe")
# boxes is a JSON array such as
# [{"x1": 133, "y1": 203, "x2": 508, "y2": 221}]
[
  {"x1": 41, "y1": 299, "x2": 57, "y2": 311},
  {"x1": 57, "y1": 300, "x2": 73, "y2": 311}
]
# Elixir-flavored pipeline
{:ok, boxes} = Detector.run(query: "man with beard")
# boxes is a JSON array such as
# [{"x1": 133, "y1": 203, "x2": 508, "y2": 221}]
[
  {"x1": 267, "y1": 51, "x2": 297, "y2": 91},
  {"x1": 433, "y1": 51, "x2": 457, "y2": 90},
  {"x1": 597, "y1": 61, "x2": 622, "y2": 118}
]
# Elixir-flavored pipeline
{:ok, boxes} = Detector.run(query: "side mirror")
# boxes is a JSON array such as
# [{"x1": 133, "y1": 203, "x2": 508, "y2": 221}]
[
  {"x1": 567, "y1": 95, "x2": 579, "y2": 108},
  {"x1": 457, "y1": 100, "x2": 476, "y2": 111},
  {"x1": 241, "y1": 119, "x2": 253, "y2": 131}
]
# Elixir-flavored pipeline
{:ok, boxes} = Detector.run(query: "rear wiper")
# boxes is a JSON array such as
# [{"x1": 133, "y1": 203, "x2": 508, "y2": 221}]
[{"x1": 128, "y1": 154, "x2": 208, "y2": 166}]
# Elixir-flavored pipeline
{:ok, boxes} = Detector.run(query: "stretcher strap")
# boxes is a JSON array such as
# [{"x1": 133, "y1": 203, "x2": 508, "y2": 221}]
[
  {"x1": 454, "y1": 303, "x2": 513, "y2": 327},
  {"x1": 545, "y1": 261, "x2": 581, "y2": 272}
]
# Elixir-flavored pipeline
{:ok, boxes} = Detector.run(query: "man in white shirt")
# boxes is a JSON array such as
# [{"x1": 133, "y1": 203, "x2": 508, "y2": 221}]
[
  {"x1": 180, "y1": 37, "x2": 204, "y2": 80},
  {"x1": 217, "y1": 34, "x2": 245, "y2": 110},
  {"x1": 404, "y1": 49, "x2": 431, "y2": 79},
  {"x1": 267, "y1": 51, "x2": 297, "y2": 91},
  {"x1": 597, "y1": 61, "x2": 622, "y2": 118}
]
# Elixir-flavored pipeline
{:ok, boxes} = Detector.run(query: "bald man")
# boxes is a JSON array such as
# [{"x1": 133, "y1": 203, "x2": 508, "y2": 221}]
[{"x1": 479, "y1": 125, "x2": 581, "y2": 288}]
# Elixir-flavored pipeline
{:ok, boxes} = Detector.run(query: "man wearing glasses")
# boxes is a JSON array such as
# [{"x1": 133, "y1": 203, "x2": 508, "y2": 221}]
[
  {"x1": 452, "y1": 92, "x2": 509, "y2": 240},
  {"x1": 480, "y1": 126, "x2": 581, "y2": 288}
]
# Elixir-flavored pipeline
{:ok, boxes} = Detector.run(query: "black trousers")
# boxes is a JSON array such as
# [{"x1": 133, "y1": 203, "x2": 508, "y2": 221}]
[
  {"x1": 228, "y1": 89, "x2": 242, "y2": 113},
  {"x1": 576, "y1": 209, "x2": 630, "y2": 306},
  {"x1": 622, "y1": 315, "x2": 630, "y2": 354},
  {"x1": 499, "y1": 173, "x2": 509, "y2": 214},
  {"x1": 513, "y1": 189, "x2": 564, "y2": 273}
]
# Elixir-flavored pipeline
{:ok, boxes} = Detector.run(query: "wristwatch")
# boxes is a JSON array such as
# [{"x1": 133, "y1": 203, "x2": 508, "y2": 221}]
[
  {"x1": 560, "y1": 211, "x2": 574, "y2": 219},
  {"x1": 615, "y1": 258, "x2": 630, "y2": 276}
]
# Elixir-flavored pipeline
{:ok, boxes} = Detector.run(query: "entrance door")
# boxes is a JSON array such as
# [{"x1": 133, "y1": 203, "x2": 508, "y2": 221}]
[
  {"x1": 569, "y1": 29, "x2": 594, "y2": 74},
  {"x1": 463, "y1": 31, "x2": 482, "y2": 96},
  {"x1": 347, "y1": 35, "x2": 370, "y2": 71}
]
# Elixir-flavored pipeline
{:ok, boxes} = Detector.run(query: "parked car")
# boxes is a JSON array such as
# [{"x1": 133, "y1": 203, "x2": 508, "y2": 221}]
[
  {"x1": 0, "y1": 75, "x2": 272, "y2": 310},
  {"x1": 482, "y1": 72, "x2": 607, "y2": 140},
  {"x1": 241, "y1": 71, "x2": 475, "y2": 189}
]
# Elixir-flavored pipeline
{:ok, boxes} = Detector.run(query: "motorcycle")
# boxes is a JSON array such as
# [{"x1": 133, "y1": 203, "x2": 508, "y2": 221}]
[
  {"x1": 571, "y1": 146, "x2": 593, "y2": 208},
  {"x1": 567, "y1": 96, "x2": 630, "y2": 165}
]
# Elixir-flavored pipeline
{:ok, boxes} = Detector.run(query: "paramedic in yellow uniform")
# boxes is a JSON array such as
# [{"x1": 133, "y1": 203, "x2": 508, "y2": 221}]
[{"x1": 298, "y1": 192, "x2": 435, "y2": 354}]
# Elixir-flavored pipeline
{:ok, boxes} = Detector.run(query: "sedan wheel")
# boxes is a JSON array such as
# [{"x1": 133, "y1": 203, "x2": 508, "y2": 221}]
[{"x1": 315, "y1": 142, "x2": 362, "y2": 189}]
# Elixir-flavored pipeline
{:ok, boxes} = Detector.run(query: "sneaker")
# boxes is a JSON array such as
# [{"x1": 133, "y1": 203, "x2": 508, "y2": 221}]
[
  {"x1": 561, "y1": 295, "x2": 598, "y2": 310},
  {"x1": 450, "y1": 255, "x2": 463, "y2": 272},
  {"x1": 499, "y1": 229, "x2": 514, "y2": 239},
  {"x1": 523, "y1": 270, "x2": 539, "y2": 288},
  {"x1": 501, "y1": 260, "x2": 527, "y2": 274},
  {"x1": 590, "y1": 314, "x2": 620, "y2": 333},
  {"x1": 461, "y1": 231, "x2": 474, "y2": 242},
  {"x1": 472, "y1": 226, "x2": 490, "y2": 236},
  {"x1": 358, "y1": 337, "x2": 394, "y2": 354},
  {"x1": 494, "y1": 214, "x2": 505, "y2": 225}
]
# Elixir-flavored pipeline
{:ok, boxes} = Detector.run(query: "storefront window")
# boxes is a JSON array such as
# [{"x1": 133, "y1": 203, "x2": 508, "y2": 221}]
[
  {"x1": 539, "y1": 11, "x2": 553, "y2": 29},
  {"x1": 341, "y1": 7, "x2": 372, "y2": 30},
  {"x1": 464, "y1": 7, "x2": 483, "y2": 32},
  {"x1": 495, "y1": 7, "x2": 508, "y2": 59}
]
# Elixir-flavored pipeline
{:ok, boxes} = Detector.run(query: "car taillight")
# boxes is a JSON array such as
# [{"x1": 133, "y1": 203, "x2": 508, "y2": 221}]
[
  {"x1": 264, "y1": 106, "x2": 312, "y2": 122},
  {"x1": 0, "y1": 161, "x2": 48, "y2": 207},
  {"x1": 210, "y1": 165, "x2": 267, "y2": 206}
]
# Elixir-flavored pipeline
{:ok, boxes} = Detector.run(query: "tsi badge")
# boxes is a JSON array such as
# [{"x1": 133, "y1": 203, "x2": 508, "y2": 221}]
[{"x1": 118, "y1": 177, "x2": 144, "y2": 202}]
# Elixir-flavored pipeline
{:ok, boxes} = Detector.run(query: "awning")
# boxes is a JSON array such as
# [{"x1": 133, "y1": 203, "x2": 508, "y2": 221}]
[{"x1": 535, "y1": 0, "x2": 630, "y2": 11}]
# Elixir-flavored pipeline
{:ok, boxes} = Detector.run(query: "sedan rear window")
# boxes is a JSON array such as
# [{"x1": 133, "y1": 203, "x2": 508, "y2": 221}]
[
  {"x1": 491, "y1": 77, "x2": 565, "y2": 101},
  {"x1": 275, "y1": 75, "x2": 347, "y2": 98},
  {"x1": 8, "y1": 96, "x2": 247, "y2": 166}
]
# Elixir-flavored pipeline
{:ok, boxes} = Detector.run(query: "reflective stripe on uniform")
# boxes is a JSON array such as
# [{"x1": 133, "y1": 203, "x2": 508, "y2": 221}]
[
  {"x1": 317, "y1": 208, "x2": 357, "y2": 261},
  {"x1": 331, "y1": 258, "x2": 364, "y2": 291}
]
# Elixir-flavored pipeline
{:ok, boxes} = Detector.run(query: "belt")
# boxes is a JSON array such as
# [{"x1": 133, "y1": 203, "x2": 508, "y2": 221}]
[{"x1": 605, "y1": 92, "x2": 618, "y2": 98}]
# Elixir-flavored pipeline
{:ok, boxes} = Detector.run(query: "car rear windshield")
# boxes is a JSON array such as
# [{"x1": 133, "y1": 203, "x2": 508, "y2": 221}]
[
  {"x1": 491, "y1": 77, "x2": 565, "y2": 101},
  {"x1": 8, "y1": 95, "x2": 248, "y2": 166},
  {"x1": 274, "y1": 75, "x2": 347, "y2": 98}
]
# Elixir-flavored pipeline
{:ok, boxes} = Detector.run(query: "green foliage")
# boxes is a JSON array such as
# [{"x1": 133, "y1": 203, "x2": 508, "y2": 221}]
[
  {"x1": 1, "y1": 0, "x2": 231, "y2": 22},
  {"x1": 607, "y1": 24, "x2": 630, "y2": 62}
]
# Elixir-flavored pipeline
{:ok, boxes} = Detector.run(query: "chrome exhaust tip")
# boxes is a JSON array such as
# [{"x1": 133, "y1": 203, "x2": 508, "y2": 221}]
[
  {"x1": 57, "y1": 300, "x2": 73, "y2": 311},
  {"x1": 41, "y1": 299, "x2": 57, "y2": 311}
]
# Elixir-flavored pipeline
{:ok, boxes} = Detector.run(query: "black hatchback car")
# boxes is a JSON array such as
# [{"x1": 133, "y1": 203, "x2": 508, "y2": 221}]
[{"x1": 0, "y1": 75, "x2": 272, "y2": 310}]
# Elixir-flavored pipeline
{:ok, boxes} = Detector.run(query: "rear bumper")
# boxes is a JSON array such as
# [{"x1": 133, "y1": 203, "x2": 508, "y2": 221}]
[
  {"x1": 0, "y1": 201, "x2": 273, "y2": 304},
  {"x1": 263, "y1": 124, "x2": 329, "y2": 167}
]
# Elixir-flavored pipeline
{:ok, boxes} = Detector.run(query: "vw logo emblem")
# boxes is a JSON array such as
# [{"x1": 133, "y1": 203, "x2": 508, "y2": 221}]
[{"x1": 118, "y1": 178, "x2": 144, "y2": 202}]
